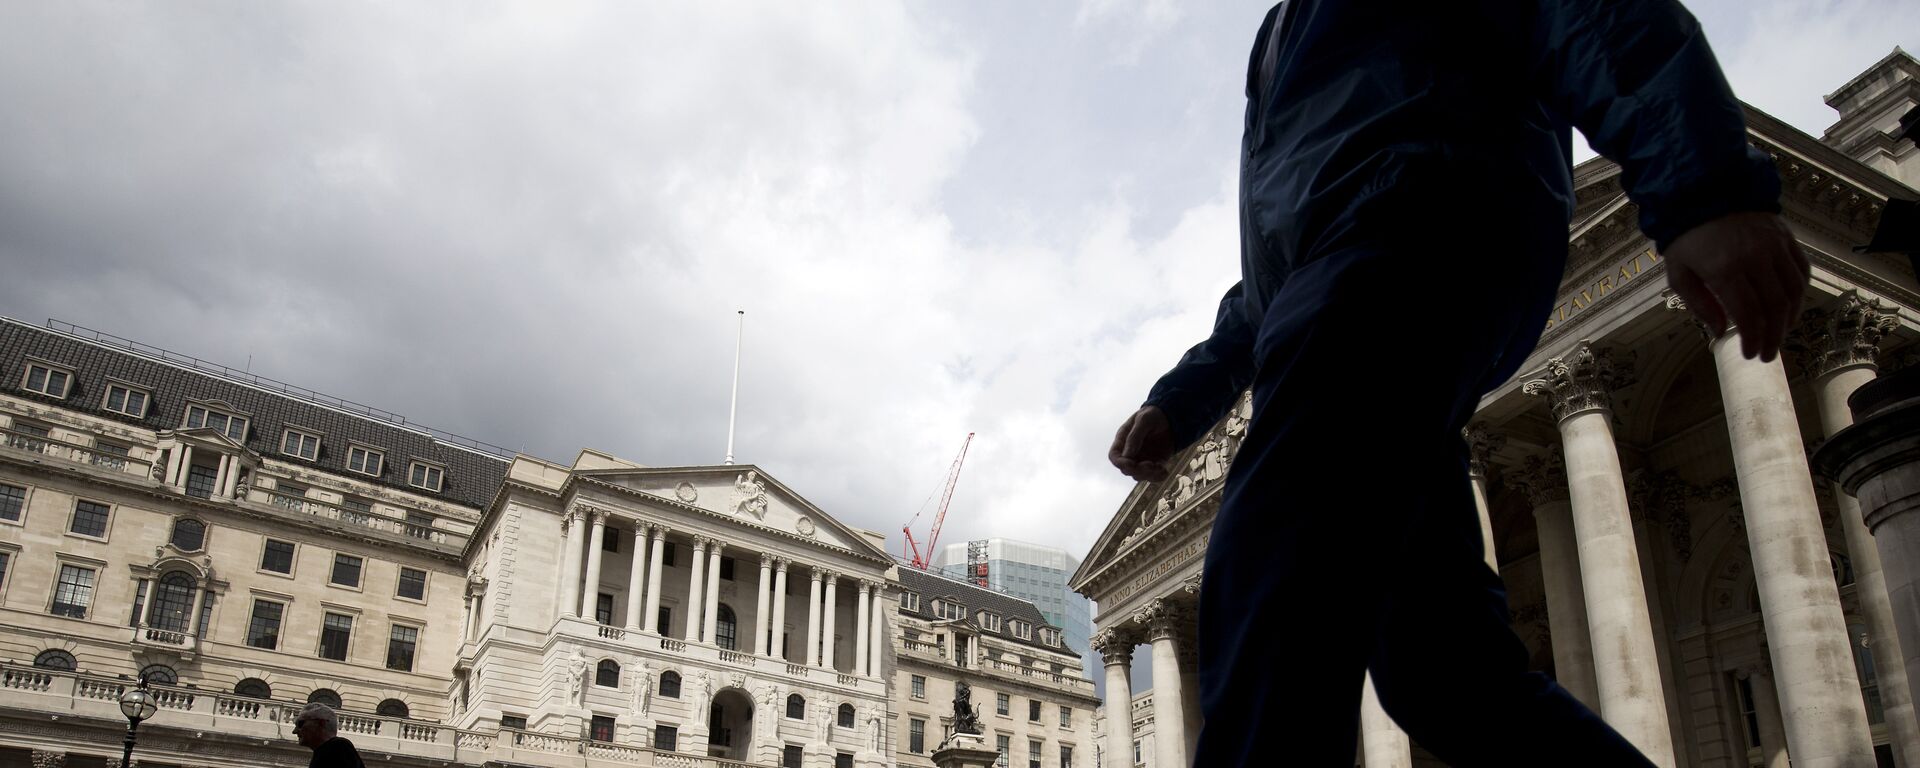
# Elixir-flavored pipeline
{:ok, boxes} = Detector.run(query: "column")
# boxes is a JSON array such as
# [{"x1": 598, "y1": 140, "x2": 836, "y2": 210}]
[
  {"x1": 1508, "y1": 449, "x2": 1601, "y2": 707},
  {"x1": 755, "y1": 554, "x2": 774, "y2": 656},
  {"x1": 625, "y1": 522, "x2": 648, "y2": 631},
  {"x1": 867, "y1": 581, "x2": 885, "y2": 677},
  {"x1": 855, "y1": 581, "x2": 872, "y2": 677},
  {"x1": 1139, "y1": 600, "x2": 1189, "y2": 768},
  {"x1": 188, "y1": 584, "x2": 212, "y2": 637},
  {"x1": 1523, "y1": 342, "x2": 1676, "y2": 766},
  {"x1": 175, "y1": 444, "x2": 194, "y2": 488},
  {"x1": 685, "y1": 536, "x2": 709, "y2": 642},
  {"x1": 215, "y1": 454, "x2": 233, "y2": 497},
  {"x1": 1361, "y1": 674, "x2": 1413, "y2": 768},
  {"x1": 581, "y1": 511, "x2": 608, "y2": 620},
  {"x1": 822, "y1": 572, "x2": 840, "y2": 669},
  {"x1": 1092, "y1": 630, "x2": 1135, "y2": 768},
  {"x1": 805, "y1": 568, "x2": 824, "y2": 667},
  {"x1": 1805, "y1": 292, "x2": 1920, "y2": 765},
  {"x1": 644, "y1": 525, "x2": 668, "y2": 633},
  {"x1": 558, "y1": 507, "x2": 584, "y2": 619},
  {"x1": 1464, "y1": 424, "x2": 1505, "y2": 571},
  {"x1": 703, "y1": 541, "x2": 725, "y2": 643},
  {"x1": 1748, "y1": 666, "x2": 1792, "y2": 768},
  {"x1": 1702, "y1": 318, "x2": 1878, "y2": 765},
  {"x1": 772, "y1": 558, "x2": 791, "y2": 659}
]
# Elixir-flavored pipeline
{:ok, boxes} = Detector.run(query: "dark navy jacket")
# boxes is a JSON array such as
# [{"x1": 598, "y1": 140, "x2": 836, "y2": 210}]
[{"x1": 1145, "y1": 0, "x2": 1781, "y2": 446}]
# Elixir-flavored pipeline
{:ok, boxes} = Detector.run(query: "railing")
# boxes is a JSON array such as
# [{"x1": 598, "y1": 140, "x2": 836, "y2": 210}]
[
  {"x1": 600, "y1": 626, "x2": 627, "y2": 641},
  {"x1": 660, "y1": 637, "x2": 686, "y2": 652},
  {"x1": 836, "y1": 674, "x2": 857, "y2": 686},
  {"x1": 718, "y1": 650, "x2": 753, "y2": 665},
  {"x1": 2, "y1": 668, "x2": 52, "y2": 692},
  {"x1": 143, "y1": 627, "x2": 190, "y2": 646},
  {"x1": 245, "y1": 484, "x2": 467, "y2": 549},
  {"x1": 785, "y1": 663, "x2": 808, "y2": 676},
  {"x1": 902, "y1": 638, "x2": 945, "y2": 658},
  {"x1": 0, "y1": 425, "x2": 154, "y2": 479}
]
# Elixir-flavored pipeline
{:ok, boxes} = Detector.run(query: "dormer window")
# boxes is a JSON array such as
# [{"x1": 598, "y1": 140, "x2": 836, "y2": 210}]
[
  {"x1": 184, "y1": 404, "x2": 247, "y2": 441},
  {"x1": 22, "y1": 362, "x2": 72, "y2": 399},
  {"x1": 347, "y1": 445, "x2": 384, "y2": 477},
  {"x1": 408, "y1": 461, "x2": 444, "y2": 492},
  {"x1": 978, "y1": 611, "x2": 1002, "y2": 632},
  {"x1": 102, "y1": 382, "x2": 150, "y2": 418},
  {"x1": 933, "y1": 599, "x2": 964, "y2": 621},
  {"x1": 1011, "y1": 620, "x2": 1032, "y2": 639},
  {"x1": 900, "y1": 591, "x2": 921, "y2": 612},
  {"x1": 281, "y1": 428, "x2": 320, "y2": 461},
  {"x1": 1039, "y1": 627, "x2": 1061, "y2": 646}
]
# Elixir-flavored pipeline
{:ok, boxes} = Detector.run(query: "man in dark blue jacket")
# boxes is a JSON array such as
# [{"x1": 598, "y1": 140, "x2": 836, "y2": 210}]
[{"x1": 1107, "y1": 1, "x2": 1807, "y2": 765}]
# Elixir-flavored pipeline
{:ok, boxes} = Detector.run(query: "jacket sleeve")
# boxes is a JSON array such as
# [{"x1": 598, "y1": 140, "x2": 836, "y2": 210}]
[
  {"x1": 1532, "y1": 0, "x2": 1781, "y2": 250},
  {"x1": 1143, "y1": 282, "x2": 1258, "y2": 449}
]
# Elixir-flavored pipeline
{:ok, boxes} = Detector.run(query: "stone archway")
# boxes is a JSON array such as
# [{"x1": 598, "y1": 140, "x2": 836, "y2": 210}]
[{"x1": 707, "y1": 687, "x2": 754, "y2": 760}]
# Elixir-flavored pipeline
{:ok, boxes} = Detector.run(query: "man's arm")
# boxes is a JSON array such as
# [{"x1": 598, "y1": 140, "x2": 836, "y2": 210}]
[
  {"x1": 1533, "y1": 0, "x2": 1807, "y2": 360},
  {"x1": 1111, "y1": 283, "x2": 1257, "y2": 481}
]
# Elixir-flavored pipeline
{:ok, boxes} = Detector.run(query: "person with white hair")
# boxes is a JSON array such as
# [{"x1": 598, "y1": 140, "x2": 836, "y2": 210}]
[{"x1": 292, "y1": 703, "x2": 366, "y2": 768}]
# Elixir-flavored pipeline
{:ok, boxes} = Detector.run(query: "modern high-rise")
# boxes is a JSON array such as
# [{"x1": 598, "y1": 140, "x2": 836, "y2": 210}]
[{"x1": 931, "y1": 538, "x2": 1093, "y2": 681}]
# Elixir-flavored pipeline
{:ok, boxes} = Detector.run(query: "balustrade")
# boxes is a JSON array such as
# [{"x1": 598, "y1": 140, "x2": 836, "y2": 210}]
[
  {"x1": 0, "y1": 425, "x2": 152, "y2": 479},
  {"x1": 659, "y1": 637, "x2": 686, "y2": 652},
  {"x1": 599, "y1": 626, "x2": 627, "y2": 641}
]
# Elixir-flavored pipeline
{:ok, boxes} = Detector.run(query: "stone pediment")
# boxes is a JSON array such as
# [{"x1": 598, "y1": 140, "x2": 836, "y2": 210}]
[
  {"x1": 572, "y1": 464, "x2": 890, "y2": 562},
  {"x1": 167, "y1": 426, "x2": 252, "y2": 453}
]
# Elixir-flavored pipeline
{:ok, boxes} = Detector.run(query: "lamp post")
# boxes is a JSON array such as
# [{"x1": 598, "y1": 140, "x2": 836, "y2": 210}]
[{"x1": 118, "y1": 675, "x2": 158, "y2": 767}]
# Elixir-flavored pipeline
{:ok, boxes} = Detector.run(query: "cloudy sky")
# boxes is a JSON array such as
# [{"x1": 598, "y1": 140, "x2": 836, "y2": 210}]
[{"x1": 2, "y1": 1, "x2": 1915, "y2": 574}]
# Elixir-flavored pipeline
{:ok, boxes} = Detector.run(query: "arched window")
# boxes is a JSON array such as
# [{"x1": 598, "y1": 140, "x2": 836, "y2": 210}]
[
  {"x1": 147, "y1": 571, "x2": 197, "y2": 632},
  {"x1": 170, "y1": 518, "x2": 206, "y2": 551},
  {"x1": 1832, "y1": 551, "x2": 1856, "y2": 587},
  {"x1": 140, "y1": 664, "x2": 178, "y2": 686},
  {"x1": 377, "y1": 699, "x2": 410, "y2": 718},
  {"x1": 234, "y1": 678, "x2": 272, "y2": 699},
  {"x1": 837, "y1": 702, "x2": 854, "y2": 728},
  {"x1": 658, "y1": 671, "x2": 681, "y2": 699},
  {"x1": 307, "y1": 688, "x2": 343, "y2": 708},
  {"x1": 786, "y1": 693, "x2": 806, "y2": 720},
  {"x1": 715, "y1": 604, "x2": 738, "y2": 651},
  {"x1": 596, "y1": 659, "x2": 620, "y2": 688},
  {"x1": 32, "y1": 650, "x2": 75, "y2": 671}
]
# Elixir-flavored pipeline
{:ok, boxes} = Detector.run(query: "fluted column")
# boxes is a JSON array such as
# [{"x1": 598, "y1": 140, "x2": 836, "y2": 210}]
[
  {"x1": 822, "y1": 571, "x2": 840, "y2": 669},
  {"x1": 685, "y1": 536, "x2": 709, "y2": 642},
  {"x1": 1508, "y1": 448, "x2": 1601, "y2": 707},
  {"x1": 1804, "y1": 292, "x2": 1920, "y2": 765},
  {"x1": 1464, "y1": 423, "x2": 1506, "y2": 571},
  {"x1": 581, "y1": 511, "x2": 609, "y2": 620},
  {"x1": 1700, "y1": 317, "x2": 1877, "y2": 767},
  {"x1": 625, "y1": 522, "x2": 649, "y2": 630},
  {"x1": 805, "y1": 568, "x2": 824, "y2": 667},
  {"x1": 558, "y1": 507, "x2": 584, "y2": 619},
  {"x1": 855, "y1": 581, "x2": 872, "y2": 678},
  {"x1": 772, "y1": 558, "x2": 791, "y2": 659},
  {"x1": 703, "y1": 541, "x2": 726, "y2": 643},
  {"x1": 754, "y1": 554, "x2": 774, "y2": 656},
  {"x1": 1139, "y1": 601, "x2": 1189, "y2": 768},
  {"x1": 1092, "y1": 630, "x2": 1135, "y2": 768},
  {"x1": 1361, "y1": 674, "x2": 1413, "y2": 768},
  {"x1": 867, "y1": 581, "x2": 885, "y2": 677},
  {"x1": 643, "y1": 525, "x2": 668, "y2": 633},
  {"x1": 1524, "y1": 342, "x2": 1676, "y2": 766}
]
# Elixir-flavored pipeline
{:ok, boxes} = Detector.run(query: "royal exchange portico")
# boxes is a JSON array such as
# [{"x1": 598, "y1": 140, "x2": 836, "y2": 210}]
[{"x1": 1075, "y1": 50, "x2": 1920, "y2": 768}]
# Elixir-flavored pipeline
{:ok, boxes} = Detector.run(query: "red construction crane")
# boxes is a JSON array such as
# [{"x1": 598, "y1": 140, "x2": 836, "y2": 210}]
[{"x1": 903, "y1": 432, "x2": 974, "y2": 570}]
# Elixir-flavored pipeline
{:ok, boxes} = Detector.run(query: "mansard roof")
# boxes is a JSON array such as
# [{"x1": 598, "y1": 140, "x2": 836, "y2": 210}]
[
  {"x1": 0, "y1": 318, "x2": 508, "y2": 509},
  {"x1": 895, "y1": 564, "x2": 1077, "y2": 657}
]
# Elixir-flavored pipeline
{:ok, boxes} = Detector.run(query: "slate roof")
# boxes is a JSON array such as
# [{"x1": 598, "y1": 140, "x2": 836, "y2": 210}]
[
  {"x1": 0, "y1": 318, "x2": 509, "y2": 509},
  {"x1": 896, "y1": 563, "x2": 1079, "y2": 657}
]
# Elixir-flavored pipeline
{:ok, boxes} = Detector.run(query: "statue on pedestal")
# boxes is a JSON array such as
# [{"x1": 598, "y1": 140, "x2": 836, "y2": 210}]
[{"x1": 951, "y1": 680, "x2": 983, "y2": 735}]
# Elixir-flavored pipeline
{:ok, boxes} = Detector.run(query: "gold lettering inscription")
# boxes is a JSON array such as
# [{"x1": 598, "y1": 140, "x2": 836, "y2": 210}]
[
  {"x1": 1107, "y1": 535, "x2": 1208, "y2": 605},
  {"x1": 1544, "y1": 248, "x2": 1657, "y2": 331}
]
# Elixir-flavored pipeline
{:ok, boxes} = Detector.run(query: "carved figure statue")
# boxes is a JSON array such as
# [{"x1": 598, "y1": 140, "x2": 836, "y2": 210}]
[
  {"x1": 863, "y1": 702, "x2": 883, "y2": 752},
  {"x1": 567, "y1": 650, "x2": 588, "y2": 705},
  {"x1": 687, "y1": 669, "x2": 713, "y2": 714},
  {"x1": 951, "y1": 680, "x2": 982, "y2": 735},
  {"x1": 734, "y1": 471, "x2": 770, "y2": 518},
  {"x1": 632, "y1": 659, "x2": 652, "y2": 715}
]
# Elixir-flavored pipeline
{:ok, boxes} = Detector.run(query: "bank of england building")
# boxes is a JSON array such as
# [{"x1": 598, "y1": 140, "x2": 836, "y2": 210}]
[{"x1": 1073, "y1": 49, "x2": 1920, "y2": 768}]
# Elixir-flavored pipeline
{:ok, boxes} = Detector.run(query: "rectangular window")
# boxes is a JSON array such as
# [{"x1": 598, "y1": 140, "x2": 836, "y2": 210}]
[
  {"x1": 197, "y1": 589, "x2": 215, "y2": 640},
  {"x1": 996, "y1": 734, "x2": 1010, "y2": 768},
  {"x1": 657, "y1": 606, "x2": 672, "y2": 636},
  {"x1": 602, "y1": 528, "x2": 620, "y2": 552},
  {"x1": 720, "y1": 556, "x2": 735, "y2": 580},
  {"x1": 0, "y1": 483, "x2": 25, "y2": 522},
  {"x1": 782, "y1": 745, "x2": 802, "y2": 768},
  {"x1": 247, "y1": 599, "x2": 284, "y2": 649},
  {"x1": 405, "y1": 510, "x2": 433, "y2": 539},
  {"x1": 1060, "y1": 745, "x2": 1073, "y2": 768},
  {"x1": 501, "y1": 715, "x2": 527, "y2": 730},
  {"x1": 8, "y1": 421, "x2": 50, "y2": 455},
  {"x1": 70, "y1": 499, "x2": 109, "y2": 538},
  {"x1": 1059, "y1": 706, "x2": 1071, "y2": 728},
  {"x1": 909, "y1": 718, "x2": 925, "y2": 754},
  {"x1": 0, "y1": 551, "x2": 9, "y2": 595},
  {"x1": 911, "y1": 674, "x2": 926, "y2": 699},
  {"x1": 1012, "y1": 620, "x2": 1031, "y2": 639},
  {"x1": 386, "y1": 624, "x2": 418, "y2": 671},
  {"x1": 1029, "y1": 700, "x2": 1041, "y2": 722},
  {"x1": 1029, "y1": 739, "x2": 1042, "y2": 768},
  {"x1": 92, "y1": 440, "x2": 129, "y2": 470},
  {"x1": 340, "y1": 497, "x2": 372, "y2": 525},
  {"x1": 347, "y1": 446, "x2": 383, "y2": 476},
  {"x1": 596, "y1": 593, "x2": 614, "y2": 625},
  {"x1": 590, "y1": 714, "x2": 616, "y2": 742},
  {"x1": 319, "y1": 612, "x2": 354, "y2": 661},
  {"x1": 662, "y1": 542, "x2": 676, "y2": 567},
  {"x1": 51, "y1": 564, "x2": 95, "y2": 618},
  {"x1": 330, "y1": 554, "x2": 362, "y2": 588},
  {"x1": 980, "y1": 612, "x2": 1002, "y2": 632},
  {"x1": 22, "y1": 363, "x2": 72, "y2": 398},
  {"x1": 128, "y1": 579, "x2": 147, "y2": 627},
  {"x1": 281, "y1": 429, "x2": 319, "y2": 460},
  {"x1": 653, "y1": 724, "x2": 678, "y2": 751},
  {"x1": 835, "y1": 753, "x2": 853, "y2": 768},
  {"x1": 103, "y1": 383, "x2": 148, "y2": 418},
  {"x1": 996, "y1": 693, "x2": 1010, "y2": 716},
  {"x1": 901, "y1": 591, "x2": 920, "y2": 612},
  {"x1": 408, "y1": 462, "x2": 444, "y2": 492},
  {"x1": 261, "y1": 539, "x2": 295, "y2": 574},
  {"x1": 184, "y1": 404, "x2": 247, "y2": 441},
  {"x1": 397, "y1": 567, "x2": 427, "y2": 601},
  {"x1": 186, "y1": 463, "x2": 219, "y2": 499}
]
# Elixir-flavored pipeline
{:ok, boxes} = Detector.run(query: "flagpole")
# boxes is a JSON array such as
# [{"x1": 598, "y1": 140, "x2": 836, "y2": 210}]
[{"x1": 724, "y1": 310, "x2": 744, "y2": 465}]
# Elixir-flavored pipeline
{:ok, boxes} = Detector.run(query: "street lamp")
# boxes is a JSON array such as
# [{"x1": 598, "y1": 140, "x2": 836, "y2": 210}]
[{"x1": 118, "y1": 675, "x2": 158, "y2": 766}]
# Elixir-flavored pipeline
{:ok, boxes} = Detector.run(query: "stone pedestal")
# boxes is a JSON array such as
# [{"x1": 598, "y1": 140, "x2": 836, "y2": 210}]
[{"x1": 931, "y1": 738, "x2": 1001, "y2": 768}]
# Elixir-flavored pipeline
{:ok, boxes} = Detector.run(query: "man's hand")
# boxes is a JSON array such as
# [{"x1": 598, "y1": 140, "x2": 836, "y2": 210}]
[
  {"x1": 1109, "y1": 406, "x2": 1176, "y2": 482},
  {"x1": 1662, "y1": 211, "x2": 1810, "y2": 362}
]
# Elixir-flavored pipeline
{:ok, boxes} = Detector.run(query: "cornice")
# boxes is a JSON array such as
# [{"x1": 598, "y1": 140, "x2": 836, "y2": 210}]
[{"x1": 569, "y1": 475, "x2": 893, "y2": 569}]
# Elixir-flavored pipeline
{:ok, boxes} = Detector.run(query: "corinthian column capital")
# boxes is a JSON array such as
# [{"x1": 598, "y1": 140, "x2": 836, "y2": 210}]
[
  {"x1": 1090, "y1": 629, "x2": 1135, "y2": 664},
  {"x1": 1135, "y1": 598, "x2": 1185, "y2": 642},
  {"x1": 1505, "y1": 448, "x2": 1569, "y2": 507},
  {"x1": 1463, "y1": 423, "x2": 1506, "y2": 480},
  {"x1": 1800, "y1": 289, "x2": 1900, "y2": 378},
  {"x1": 1522, "y1": 341, "x2": 1635, "y2": 422}
]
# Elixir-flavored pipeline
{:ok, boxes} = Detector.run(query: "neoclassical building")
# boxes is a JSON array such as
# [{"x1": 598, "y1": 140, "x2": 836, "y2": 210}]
[{"x1": 1074, "y1": 49, "x2": 1920, "y2": 768}]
